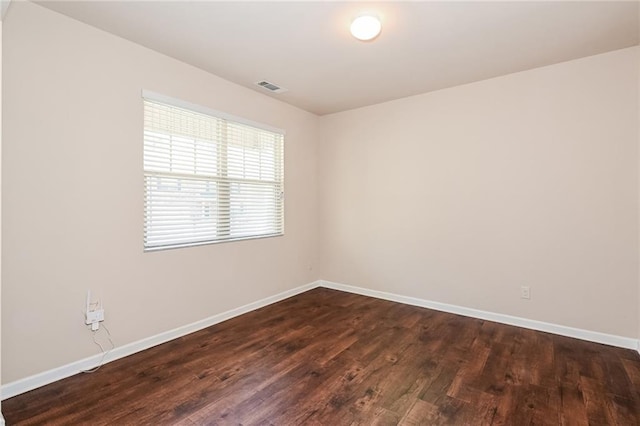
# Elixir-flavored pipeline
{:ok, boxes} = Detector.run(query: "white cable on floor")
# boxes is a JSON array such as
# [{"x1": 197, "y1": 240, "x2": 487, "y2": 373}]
[{"x1": 81, "y1": 323, "x2": 115, "y2": 374}]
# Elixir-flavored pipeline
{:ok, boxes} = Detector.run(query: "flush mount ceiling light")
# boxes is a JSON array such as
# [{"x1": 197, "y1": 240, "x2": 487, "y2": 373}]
[{"x1": 350, "y1": 14, "x2": 382, "y2": 41}]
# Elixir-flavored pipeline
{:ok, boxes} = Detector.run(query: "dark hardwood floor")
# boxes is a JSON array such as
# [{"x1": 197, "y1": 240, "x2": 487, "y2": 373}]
[{"x1": 4, "y1": 287, "x2": 640, "y2": 425}]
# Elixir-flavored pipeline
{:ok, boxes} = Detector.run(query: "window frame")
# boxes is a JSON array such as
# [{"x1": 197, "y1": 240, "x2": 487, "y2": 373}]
[{"x1": 142, "y1": 90, "x2": 285, "y2": 252}]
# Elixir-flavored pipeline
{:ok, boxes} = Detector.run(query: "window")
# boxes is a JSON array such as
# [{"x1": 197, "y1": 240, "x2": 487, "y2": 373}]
[{"x1": 143, "y1": 91, "x2": 284, "y2": 251}]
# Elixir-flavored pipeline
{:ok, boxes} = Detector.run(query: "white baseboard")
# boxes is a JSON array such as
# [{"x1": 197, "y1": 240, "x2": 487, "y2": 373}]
[
  {"x1": 1, "y1": 281, "x2": 321, "y2": 401},
  {"x1": 318, "y1": 280, "x2": 639, "y2": 351}
]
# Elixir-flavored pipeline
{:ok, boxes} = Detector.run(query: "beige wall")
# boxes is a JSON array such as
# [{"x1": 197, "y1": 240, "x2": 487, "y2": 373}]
[
  {"x1": 319, "y1": 47, "x2": 639, "y2": 339},
  {"x1": 3, "y1": 0, "x2": 640, "y2": 387},
  {"x1": 1, "y1": 12, "x2": 4, "y2": 414},
  {"x1": 2, "y1": 2, "x2": 319, "y2": 383}
]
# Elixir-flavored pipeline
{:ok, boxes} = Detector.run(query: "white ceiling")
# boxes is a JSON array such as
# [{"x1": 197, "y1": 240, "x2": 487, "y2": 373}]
[{"x1": 36, "y1": 1, "x2": 639, "y2": 116}]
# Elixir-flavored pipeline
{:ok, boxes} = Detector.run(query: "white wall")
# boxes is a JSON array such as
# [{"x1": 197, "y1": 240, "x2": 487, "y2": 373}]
[
  {"x1": 2, "y1": 2, "x2": 319, "y2": 383},
  {"x1": 319, "y1": 47, "x2": 639, "y2": 339}
]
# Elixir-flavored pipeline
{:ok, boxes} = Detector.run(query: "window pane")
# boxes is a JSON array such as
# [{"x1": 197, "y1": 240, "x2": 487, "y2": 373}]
[
  {"x1": 144, "y1": 176, "x2": 218, "y2": 248},
  {"x1": 229, "y1": 182, "x2": 283, "y2": 238}
]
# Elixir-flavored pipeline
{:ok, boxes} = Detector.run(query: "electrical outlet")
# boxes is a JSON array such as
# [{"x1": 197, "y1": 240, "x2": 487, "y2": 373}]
[
  {"x1": 85, "y1": 290, "x2": 105, "y2": 330},
  {"x1": 521, "y1": 286, "x2": 531, "y2": 300},
  {"x1": 85, "y1": 309, "x2": 104, "y2": 324}
]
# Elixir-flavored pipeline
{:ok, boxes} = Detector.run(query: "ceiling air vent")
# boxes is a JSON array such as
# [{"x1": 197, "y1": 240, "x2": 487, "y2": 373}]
[{"x1": 255, "y1": 80, "x2": 288, "y2": 94}]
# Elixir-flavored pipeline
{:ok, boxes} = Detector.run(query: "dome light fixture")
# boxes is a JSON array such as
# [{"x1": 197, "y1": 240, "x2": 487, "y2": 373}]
[{"x1": 350, "y1": 14, "x2": 382, "y2": 41}]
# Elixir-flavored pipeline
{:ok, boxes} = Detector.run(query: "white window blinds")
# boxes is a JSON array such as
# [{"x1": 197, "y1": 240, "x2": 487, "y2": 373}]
[{"x1": 143, "y1": 93, "x2": 284, "y2": 251}]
